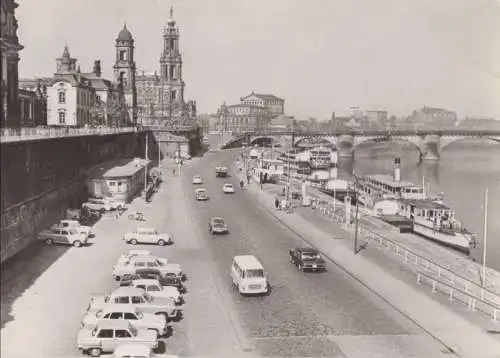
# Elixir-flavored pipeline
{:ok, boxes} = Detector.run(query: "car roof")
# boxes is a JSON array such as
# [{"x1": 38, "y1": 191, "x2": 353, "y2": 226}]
[
  {"x1": 224, "y1": 183, "x2": 233, "y2": 186},
  {"x1": 130, "y1": 256, "x2": 159, "y2": 262},
  {"x1": 99, "y1": 304, "x2": 140, "y2": 313},
  {"x1": 133, "y1": 279, "x2": 160, "y2": 285},
  {"x1": 211, "y1": 217, "x2": 224, "y2": 221},
  {"x1": 297, "y1": 247, "x2": 320, "y2": 253},
  {"x1": 112, "y1": 287, "x2": 145, "y2": 296},
  {"x1": 136, "y1": 227, "x2": 155, "y2": 231},
  {"x1": 233, "y1": 255, "x2": 264, "y2": 270},
  {"x1": 96, "y1": 320, "x2": 131, "y2": 329}
]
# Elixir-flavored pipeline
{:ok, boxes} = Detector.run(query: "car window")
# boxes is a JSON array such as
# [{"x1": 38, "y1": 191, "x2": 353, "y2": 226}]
[
  {"x1": 124, "y1": 312, "x2": 138, "y2": 320},
  {"x1": 97, "y1": 329, "x2": 113, "y2": 338},
  {"x1": 115, "y1": 329, "x2": 132, "y2": 338},
  {"x1": 147, "y1": 285, "x2": 160, "y2": 291},
  {"x1": 110, "y1": 312, "x2": 123, "y2": 319},
  {"x1": 115, "y1": 296, "x2": 130, "y2": 304},
  {"x1": 136, "y1": 284, "x2": 146, "y2": 290},
  {"x1": 135, "y1": 262, "x2": 146, "y2": 267},
  {"x1": 147, "y1": 262, "x2": 157, "y2": 267},
  {"x1": 131, "y1": 296, "x2": 144, "y2": 304},
  {"x1": 103, "y1": 313, "x2": 110, "y2": 318}
]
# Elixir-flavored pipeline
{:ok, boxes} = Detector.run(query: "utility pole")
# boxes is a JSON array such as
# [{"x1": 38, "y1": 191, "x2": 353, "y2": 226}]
[
  {"x1": 482, "y1": 188, "x2": 489, "y2": 288},
  {"x1": 353, "y1": 174, "x2": 360, "y2": 254},
  {"x1": 144, "y1": 134, "x2": 149, "y2": 192}
]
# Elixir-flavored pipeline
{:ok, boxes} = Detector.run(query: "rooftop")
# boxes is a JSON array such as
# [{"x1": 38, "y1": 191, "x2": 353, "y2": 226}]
[
  {"x1": 365, "y1": 174, "x2": 420, "y2": 189},
  {"x1": 400, "y1": 198, "x2": 450, "y2": 210},
  {"x1": 86, "y1": 158, "x2": 150, "y2": 179},
  {"x1": 233, "y1": 255, "x2": 264, "y2": 269}
]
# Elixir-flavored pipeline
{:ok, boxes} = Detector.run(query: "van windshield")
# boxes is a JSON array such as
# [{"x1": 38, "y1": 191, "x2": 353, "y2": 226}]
[{"x1": 244, "y1": 269, "x2": 264, "y2": 278}]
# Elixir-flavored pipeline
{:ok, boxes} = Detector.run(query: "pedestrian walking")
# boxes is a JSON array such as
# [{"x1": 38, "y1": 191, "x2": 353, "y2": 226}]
[{"x1": 275, "y1": 197, "x2": 280, "y2": 210}]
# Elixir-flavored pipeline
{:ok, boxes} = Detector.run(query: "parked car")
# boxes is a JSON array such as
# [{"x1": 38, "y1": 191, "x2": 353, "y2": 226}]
[
  {"x1": 87, "y1": 287, "x2": 180, "y2": 322},
  {"x1": 77, "y1": 320, "x2": 158, "y2": 357},
  {"x1": 288, "y1": 247, "x2": 326, "y2": 272},
  {"x1": 38, "y1": 227, "x2": 88, "y2": 247},
  {"x1": 123, "y1": 228, "x2": 173, "y2": 246},
  {"x1": 80, "y1": 304, "x2": 168, "y2": 338},
  {"x1": 53, "y1": 219, "x2": 93, "y2": 237},
  {"x1": 131, "y1": 279, "x2": 183, "y2": 305},
  {"x1": 112, "y1": 256, "x2": 184, "y2": 282},
  {"x1": 82, "y1": 198, "x2": 113, "y2": 212},
  {"x1": 195, "y1": 188, "x2": 209, "y2": 201},
  {"x1": 192, "y1": 175, "x2": 203, "y2": 185},
  {"x1": 208, "y1": 217, "x2": 229, "y2": 235},
  {"x1": 119, "y1": 269, "x2": 186, "y2": 294},
  {"x1": 117, "y1": 250, "x2": 153, "y2": 265},
  {"x1": 113, "y1": 344, "x2": 179, "y2": 358},
  {"x1": 222, "y1": 183, "x2": 235, "y2": 194}
]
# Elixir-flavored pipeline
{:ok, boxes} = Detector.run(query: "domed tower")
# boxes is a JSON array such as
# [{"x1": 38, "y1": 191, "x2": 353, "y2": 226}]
[
  {"x1": 159, "y1": 6, "x2": 185, "y2": 114},
  {"x1": 113, "y1": 23, "x2": 137, "y2": 123}
]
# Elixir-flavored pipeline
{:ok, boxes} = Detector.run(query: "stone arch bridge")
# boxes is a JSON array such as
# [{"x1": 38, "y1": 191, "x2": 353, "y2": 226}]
[{"x1": 222, "y1": 129, "x2": 500, "y2": 160}]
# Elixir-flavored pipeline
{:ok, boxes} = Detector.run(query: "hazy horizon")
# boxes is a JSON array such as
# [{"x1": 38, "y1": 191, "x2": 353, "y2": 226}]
[{"x1": 16, "y1": 0, "x2": 500, "y2": 120}]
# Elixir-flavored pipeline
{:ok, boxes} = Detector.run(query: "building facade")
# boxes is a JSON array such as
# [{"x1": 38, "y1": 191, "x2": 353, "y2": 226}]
[
  {"x1": 214, "y1": 102, "x2": 272, "y2": 133},
  {"x1": 240, "y1": 91, "x2": 285, "y2": 116},
  {"x1": 409, "y1": 106, "x2": 458, "y2": 127},
  {"x1": 1, "y1": 0, "x2": 24, "y2": 127},
  {"x1": 136, "y1": 7, "x2": 197, "y2": 126},
  {"x1": 18, "y1": 85, "x2": 47, "y2": 127}
]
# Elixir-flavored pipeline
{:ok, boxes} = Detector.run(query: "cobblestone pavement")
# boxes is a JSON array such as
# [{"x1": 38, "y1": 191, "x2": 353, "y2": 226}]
[
  {"x1": 182, "y1": 151, "x2": 450, "y2": 358},
  {"x1": 0, "y1": 158, "x2": 253, "y2": 358}
]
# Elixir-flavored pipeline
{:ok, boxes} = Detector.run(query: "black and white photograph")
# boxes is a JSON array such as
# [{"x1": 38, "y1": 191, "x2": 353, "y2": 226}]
[{"x1": 1, "y1": 1, "x2": 500, "y2": 357}]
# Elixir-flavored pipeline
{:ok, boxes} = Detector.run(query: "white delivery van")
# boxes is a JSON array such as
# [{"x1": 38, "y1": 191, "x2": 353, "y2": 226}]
[{"x1": 231, "y1": 255, "x2": 269, "y2": 295}]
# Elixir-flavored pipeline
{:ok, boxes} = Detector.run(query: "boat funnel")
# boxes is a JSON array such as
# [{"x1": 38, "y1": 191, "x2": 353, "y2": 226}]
[
  {"x1": 330, "y1": 167, "x2": 338, "y2": 179},
  {"x1": 394, "y1": 157, "x2": 401, "y2": 182}
]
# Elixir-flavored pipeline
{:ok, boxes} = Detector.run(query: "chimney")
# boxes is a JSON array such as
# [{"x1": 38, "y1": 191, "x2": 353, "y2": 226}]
[
  {"x1": 394, "y1": 157, "x2": 401, "y2": 182},
  {"x1": 93, "y1": 60, "x2": 101, "y2": 77}
]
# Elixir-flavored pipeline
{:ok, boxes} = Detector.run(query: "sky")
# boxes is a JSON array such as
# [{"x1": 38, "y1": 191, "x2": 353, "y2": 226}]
[{"x1": 16, "y1": 0, "x2": 500, "y2": 120}]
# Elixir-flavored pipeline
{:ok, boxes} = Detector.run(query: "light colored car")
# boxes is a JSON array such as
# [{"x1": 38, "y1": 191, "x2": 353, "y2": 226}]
[
  {"x1": 82, "y1": 198, "x2": 113, "y2": 212},
  {"x1": 54, "y1": 219, "x2": 93, "y2": 237},
  {"x1": 192, "y1": 175, "x2": 203, "y2": 184},
  {"x1": 123, "y1": 228, "x2": 173, "y2": 246},
  {"x1": 81, "y1": 304, "x2": 168, "y2": 338},
  {"x1": 87, "y1": 287, "x2": 179, "y2": 321},
  {"x1": 38, "y1": 227, "x2": 88, "y2": 247},
  {"x1": 195, "y1": 188, "x2": 209, "y2": 201},
  {"x1": 112, "y1": 256, "x2": 183, "y2": 282},
  {"x1": 222, "y1": 183, "x2": 235, "y2": 193},
  {"x1": 208, "y1": 217, "x2": 229, "y2": 235},
  {"x1": 117, "y1": 250, "x2": 153, "y2": 265},
  {"x1": 131, "y1": 279, "x2": 182, "y2": 304},
  {"x1": 77, "y1": 320, "x2": 158, "y2": 357},
  {"x1": 113, "y1": 344, "x2": 179, "y2": 358}
]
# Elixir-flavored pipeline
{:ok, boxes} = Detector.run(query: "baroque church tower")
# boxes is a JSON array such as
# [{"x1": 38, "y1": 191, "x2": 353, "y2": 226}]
[{"x1": 113, "y1": 24, "x2": 137, "y2": 124}]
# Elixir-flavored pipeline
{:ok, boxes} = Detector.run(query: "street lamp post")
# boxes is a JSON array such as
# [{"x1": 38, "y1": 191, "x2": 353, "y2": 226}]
[
  {"x1": 482, "y1": 188, "x2": 489, "y2": 288},
  {"x1": 353, "y1": 174, "x2": 360, "y2": 254}
]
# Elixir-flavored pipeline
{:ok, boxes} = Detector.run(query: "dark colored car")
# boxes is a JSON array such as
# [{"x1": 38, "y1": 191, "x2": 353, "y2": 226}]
[
  {"x1": 215, "y1": 166, "x2": 228, "y2": 177},
  {"x1": 119, "y1": 268, "x2": 187, "y2": 294},
  {"x1": 288, "y1": 247, "x2": 326, "y2": 272},
  {"x1": 208, "y1": 217, "x2": 229, "y2": 235}
]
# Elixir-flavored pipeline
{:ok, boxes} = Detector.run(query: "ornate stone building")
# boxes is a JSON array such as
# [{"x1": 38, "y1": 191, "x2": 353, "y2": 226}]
[
  {"x1": 136, "y1": 7, "x2": 196, "y2": 126},
  {"x1": 1, "y1": 0, "x2": 24, "y2": 127}
]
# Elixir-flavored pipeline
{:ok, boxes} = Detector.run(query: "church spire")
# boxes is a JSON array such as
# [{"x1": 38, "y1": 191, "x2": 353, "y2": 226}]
[{"x1": 167, "y1": 5, "x2": 176, "y2": 26}]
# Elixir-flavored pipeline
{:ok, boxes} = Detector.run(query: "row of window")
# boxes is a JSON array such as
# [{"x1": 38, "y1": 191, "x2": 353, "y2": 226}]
[{"x1": 57, "y1": 89, "x2": 94, "y2": 106}]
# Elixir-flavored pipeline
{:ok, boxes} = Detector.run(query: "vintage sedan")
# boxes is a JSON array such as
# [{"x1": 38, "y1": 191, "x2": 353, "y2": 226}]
[
  {"x1": 289, "y1": 247, "x2": 327, "y2": 272},
  {"x1": 117, "y1": 250, "x2": 152, "y2": 265},
  {"x1": 81, "y1": 304, "x2": 168, "y2": 338},
  {"x1": 54, "y1": 219, "x2": 93, "y2": 237},
  {"x1": 112, "y1": 256, "x2": 184, "y2": 282},
  {"x1": 195, "y1": 188, "x2": 209, "y2": 201},
  {"x1": 208, "y1": 217, "x2": 229, "y2": 235},
  {"x1": 123, "y1": 228, "x2": 173, "y2": 246},
  {"x1": 222, "y1": 183, "x2": 235, "y2": 194},
  {"x1": 87, "y1": 287, "x2": 180, "y2": 321},
  {"x1": 77, "y1": 320, "x2": 158, "y2": 357},
  {"x1": 215, "y1": 166, "x2": 228, "y2": 177},
  {"x1": 192, "y1": 175, "x2": 203, "y2": 184},
  {"x1": 131, "y1": 279, "x2": 183, "y2": 305},
  {"x1": 113, "y1": 343, "x2": 179, "y2": 358},
  {"x1": 38, "y1": 227, "x2": 88, "y2": 247},
  {"x1": 120, "y1": 269, "x2": 187, "y2": 294}
]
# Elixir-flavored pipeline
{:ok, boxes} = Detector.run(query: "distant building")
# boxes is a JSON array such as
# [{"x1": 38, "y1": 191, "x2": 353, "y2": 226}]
[
  {"x1": 269, "y1": 114, "x2": 296, "y2": 130},
  {"x1": 409, "y1": 106, "x2": 458, "y2": 126},
  {"x1": 240, "y1": 91, "x2": 285, "y2": 117},
  {"x1": 18, "y1": 85, "x2": 47, "y2": 127},
  {"x1": 1, "y1": 0, "x2": 24, "y2": 127},
  {"x1": 458, "y1": 117, "x2": 500, "y2": 130},
  {"x1": 365, "y1": 109, "x2": 388, "y2": 125},
  {"x1": 136, "y1": 7, "x2": 197, "y2": 126}
]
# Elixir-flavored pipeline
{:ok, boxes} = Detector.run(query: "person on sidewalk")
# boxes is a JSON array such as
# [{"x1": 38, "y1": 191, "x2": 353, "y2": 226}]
[{"x1": 275, "y1": 197, "x2": 280, "y2": 210}]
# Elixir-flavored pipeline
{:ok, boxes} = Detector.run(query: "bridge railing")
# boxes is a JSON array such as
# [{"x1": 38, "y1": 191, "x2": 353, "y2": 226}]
[
  {"x1": 312, "y1": 201, "x2": 500, "y2": 309},
  {"x1": 0, "y1": 126, "x2": 142, "y2": 143},
  {"x1": 417, "y1": 271, "x2": 499, "y2": 321}
]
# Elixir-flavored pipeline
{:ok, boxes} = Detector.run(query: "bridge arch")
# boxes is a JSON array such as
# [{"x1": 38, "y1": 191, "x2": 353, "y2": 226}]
[
  {"x1": 294, "y1": 136, "x2": 336, "y2": 148},
  {"x1": 440, "y1": 136, "x2": 500, "y2": 151},
  {"x1": 351, "y1": 136, "x2": 425, "y2": 157}
]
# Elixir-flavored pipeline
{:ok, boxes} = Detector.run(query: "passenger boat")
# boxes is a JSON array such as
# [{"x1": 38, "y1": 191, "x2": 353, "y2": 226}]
[
  {"x1": 308, "y1": 146, "x2": 335, "y2": 169},
  {"x1": 355, "y1": 157, "x2": 476, "y2": 253}
]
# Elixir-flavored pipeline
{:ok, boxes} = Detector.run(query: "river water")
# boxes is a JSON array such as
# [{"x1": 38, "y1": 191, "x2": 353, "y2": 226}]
[{"x1": 337, "y1": 140, "x2": 500, "y2": 271}]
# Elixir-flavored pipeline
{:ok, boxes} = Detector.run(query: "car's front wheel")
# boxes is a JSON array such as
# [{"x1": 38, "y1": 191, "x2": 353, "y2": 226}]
[
  {"x1": 73, "y1": 240, "x2": 82, "y2": 248},
  {"x1": 157, "y1": 239, "x2": 166, "y2": 246},
  {"x1": 130, "y1": 239, "x2": 138, "y2": 245},
  {"x1": 46, "y1": 238, "x2": 53, "y2": 245},
  {"x1": 88, "y1": 347, "x2": 101, "y2": 357}
]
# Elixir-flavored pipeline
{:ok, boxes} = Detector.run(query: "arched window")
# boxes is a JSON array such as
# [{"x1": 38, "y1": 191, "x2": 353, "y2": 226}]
[
  {"x1": 119, "y1": 50, "x2": 127, "y2": 61},
  {"x1": 171, "y1": 90, "x2": 176, "y2": 101},
  {"x1": 58, "y1": 110, "x2": 66, "y2": 124},
  {"x1": 58, "y1": 91, "x2": 66, "y2": 104}
]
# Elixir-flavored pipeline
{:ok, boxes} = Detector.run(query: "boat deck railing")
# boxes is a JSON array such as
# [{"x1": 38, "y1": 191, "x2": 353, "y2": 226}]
[{"x1": 312, "y1": 200, "x2": 500, "y2": 317}]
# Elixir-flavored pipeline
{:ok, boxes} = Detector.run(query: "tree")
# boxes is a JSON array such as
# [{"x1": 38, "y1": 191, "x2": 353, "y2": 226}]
[{"x1": 89, "y1": 99, "x2": 106, "y2": 127}]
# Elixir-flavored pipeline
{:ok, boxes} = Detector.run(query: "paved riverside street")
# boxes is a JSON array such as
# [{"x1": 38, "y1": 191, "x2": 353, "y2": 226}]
[
  {"x1": 0, "y1": 151, "x2": 489, "y2": 358},
  {"x1": 232, "y1": 152, "x2": 500, "y2": 357}
]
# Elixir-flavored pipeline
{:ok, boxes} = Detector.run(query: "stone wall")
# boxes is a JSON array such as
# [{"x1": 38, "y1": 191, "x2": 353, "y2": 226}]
[{"x1": 0, "y1": 131, "x2": 158, "y2": 262}]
